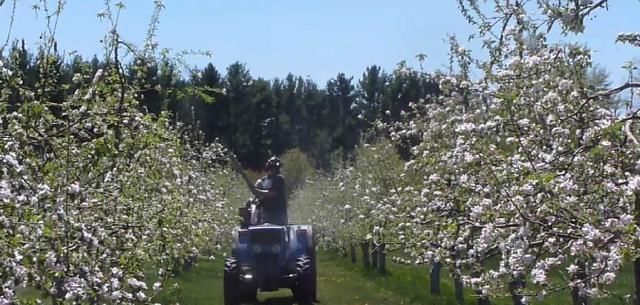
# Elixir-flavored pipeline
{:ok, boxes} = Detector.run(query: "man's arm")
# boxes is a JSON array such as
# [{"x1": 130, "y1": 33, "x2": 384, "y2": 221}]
[
  {"x1": 253, "y1": 178, "x2": 274, "y2": 199},
  {"x1": 254, "y1": 176, "x2": 283, "y2": 199},
  {"x1": 254, "y1": 187, "x2": 278, "y2": 199},
  {"x1": 254, "y1": 188, "x2": 276, "y2": 198}
]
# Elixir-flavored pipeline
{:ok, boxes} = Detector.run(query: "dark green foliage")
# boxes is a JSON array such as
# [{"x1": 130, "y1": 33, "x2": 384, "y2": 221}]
[{"x1": 1, "y1": 42, "x2": 441, "y2": 170}]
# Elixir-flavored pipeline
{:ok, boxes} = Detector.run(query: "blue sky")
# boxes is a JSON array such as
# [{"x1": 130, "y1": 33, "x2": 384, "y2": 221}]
[{"x1": 0, "y1": 0, "x2": 637, "y2": 85}]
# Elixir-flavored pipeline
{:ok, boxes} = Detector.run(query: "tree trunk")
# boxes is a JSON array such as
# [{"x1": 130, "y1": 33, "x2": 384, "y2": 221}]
[
  {"x1": 635, "y1": 258, "x2": 640, "y2": 305},
  {"x1": 350, "y1": 243, "x2": 357, "y2": 264},
  {"x1": 54, "y1": 278, "x2": 65, "y2": 301},
  {"x1": 430, "y1": 261, "x2": 442, "y2": 295},
  {"x1": 183, "y1": 254, "x2": 197, "y2": 271},
  {"x1": 478, "y1": 296, "x2": 491, "y2": 305},
  {"x1": 377, "y1": 243, "x2": 386, "y2": 274},
  {"x1": 473, "y1": 268, "x2": 491, "y2": 305},
  {"x1": 361, "y1": 242, "x2": 370, "y2": 268},
  {"x1": 453, "y1": 248, "x2": 464, "y2": 304},
  {"x1": 509, "y1": 279, "x2": 525, "y2": 305},
  {"x1": 371, "y1": 241, "x2": 378, "y2": 269},
  {"x1": 571, "y1": 260, "x2": 588, "y2": 305},
  {"x1": 172, "y1": 257, "x2": 182, "y2": 276},
  {"x1": 635, "y1": 192, "x2": 640, "y2": 305},
  {"x1": 454, "y1": 274, "x2": 465, "y2": 304}
]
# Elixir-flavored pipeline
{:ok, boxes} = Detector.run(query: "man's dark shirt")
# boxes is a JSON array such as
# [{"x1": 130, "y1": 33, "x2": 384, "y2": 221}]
[{"x1": 256, "y1": 174, "x2": 287, "y2": 214}]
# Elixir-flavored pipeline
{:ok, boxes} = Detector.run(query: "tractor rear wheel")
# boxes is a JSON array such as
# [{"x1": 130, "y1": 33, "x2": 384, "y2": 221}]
[
  {"x1": 223, "y1": 257, "x2": 241, "y2": 305},
  {"x1": 244, "y1": 284, "x2": 257, "y2": 303},
  {"x1": 310, "y1": 231, "x2": 317, "y2": 301},
  {"x1": 292, "y1": 255, "x2": 314, "y2": 305}
]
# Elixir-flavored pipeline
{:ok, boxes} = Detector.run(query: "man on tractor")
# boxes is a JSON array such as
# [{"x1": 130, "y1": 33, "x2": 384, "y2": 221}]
[
  {"x1": 253, "y1": 156, "x2": 287, "y2": 225},
  {"x1": 225, "y1": 155, "x2": 317, "y2": 305}
]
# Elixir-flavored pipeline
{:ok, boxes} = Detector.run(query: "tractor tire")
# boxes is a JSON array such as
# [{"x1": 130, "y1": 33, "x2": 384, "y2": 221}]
[
  {"x1": 309, "y1": 232, "x2": 318, "y2": 302},
  {"x1": 243, "y1": 284, "x2": 258, "y2": 303},
  {"x1": 223, "y1": 257, "x2": 241, "y2": 305},
  {"x1": 292, "y1": 255, "x2": 314, "y2": 305}
]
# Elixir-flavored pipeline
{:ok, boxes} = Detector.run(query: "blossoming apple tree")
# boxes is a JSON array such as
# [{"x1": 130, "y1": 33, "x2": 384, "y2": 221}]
[
  {"x1": 296, "y1": 1, "x2": 640, "y2": 304},
  {"x1": 0, "y1": 1, "x2": 247, "y2": 304}
]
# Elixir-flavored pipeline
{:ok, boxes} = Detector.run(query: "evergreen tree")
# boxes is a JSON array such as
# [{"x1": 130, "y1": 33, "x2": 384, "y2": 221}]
[
  {"x1": 326, "y1": 73, "x2": 357, "y2": 167},
  {"x1": 247, "y1": 78, "x2": 275, "y2": 168},
  {"x1": 224, "y1": 62, "x2": 253, "y2": 162},
  {"x1": 357, "y1": 65, "x2": 388, "y2": 122},
  {"x1": 129, "y1": 58, "x2": 161, "y2": 114}
]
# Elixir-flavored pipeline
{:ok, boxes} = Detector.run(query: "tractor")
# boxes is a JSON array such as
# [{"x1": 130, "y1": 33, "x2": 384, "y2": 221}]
[{"x1": 223, "y1": 198, "x2": 317, "y2": 305}]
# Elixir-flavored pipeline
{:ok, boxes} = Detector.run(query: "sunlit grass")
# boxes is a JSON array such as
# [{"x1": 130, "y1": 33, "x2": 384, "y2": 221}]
[{"x1": 151, "y1": 251, "x2": 635, "y2": 305}]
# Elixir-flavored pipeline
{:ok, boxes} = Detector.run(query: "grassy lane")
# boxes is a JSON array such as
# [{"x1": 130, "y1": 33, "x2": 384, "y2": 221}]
[
  {"x1": 154, "y1": 252, "x2": 468, "y2": 305},
  {"x1": 154, "y1": 252, "x2": 633, "y2": 305}
]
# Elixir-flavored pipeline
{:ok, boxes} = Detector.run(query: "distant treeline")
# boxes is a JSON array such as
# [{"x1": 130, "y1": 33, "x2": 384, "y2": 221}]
[{"x1": 2, "y1": 40, "x2": 441, "y2": 170}]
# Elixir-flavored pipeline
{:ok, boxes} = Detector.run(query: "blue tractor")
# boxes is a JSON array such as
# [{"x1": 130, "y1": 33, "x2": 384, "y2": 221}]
[{"x1": 223, "y1": 198, "x2": 317, "y2": 305}]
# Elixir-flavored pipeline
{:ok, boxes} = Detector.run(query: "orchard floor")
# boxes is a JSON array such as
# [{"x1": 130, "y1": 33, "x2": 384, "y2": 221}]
[{"x1": 155, "y1": 252, "x2": 633, "y2": 305}]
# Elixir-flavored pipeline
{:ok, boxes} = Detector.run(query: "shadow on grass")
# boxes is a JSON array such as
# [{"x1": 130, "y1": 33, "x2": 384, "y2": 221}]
[
  {"x1": 253, "y1": 289, "x2": 299, "y2": 305},
  {"x1": 257, "y1": 296, "x2": 296, "y2": 305}
]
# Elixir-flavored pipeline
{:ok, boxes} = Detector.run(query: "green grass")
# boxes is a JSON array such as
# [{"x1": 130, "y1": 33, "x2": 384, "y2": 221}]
[
  {"x1": 154, "y1": 252, "x2": 476, "y2": 305},
  {"x1": 321, "y1": 252, "x2": 476, "y2": 305},
  {"x1": 154, "y1": 252, "x2": 637, "y2": 305},
  {"x1": 16, "y1": 252, "x2": 636, "y2": 305}
]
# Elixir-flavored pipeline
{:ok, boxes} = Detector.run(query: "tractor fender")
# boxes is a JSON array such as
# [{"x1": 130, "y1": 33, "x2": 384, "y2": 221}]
[
  {"x1": 231, "y1": 227, "x2": 251, "y2": 264},
  {"x1": 287, "y1": 225, "x2": 314, "y2": 258}
]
